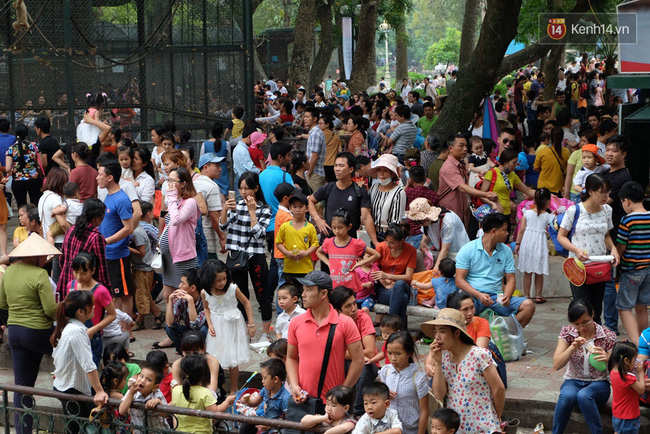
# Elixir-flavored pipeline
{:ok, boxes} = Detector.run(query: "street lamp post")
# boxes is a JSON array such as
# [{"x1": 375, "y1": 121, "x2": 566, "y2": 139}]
[{"x1": 379, "y1": 21, "x2": 391, "y2": 81}]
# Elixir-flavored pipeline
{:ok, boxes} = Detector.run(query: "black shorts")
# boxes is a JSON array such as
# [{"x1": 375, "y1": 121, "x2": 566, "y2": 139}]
[{"x1": 107, "y1": 257, "x2": 135, "y2": 298}]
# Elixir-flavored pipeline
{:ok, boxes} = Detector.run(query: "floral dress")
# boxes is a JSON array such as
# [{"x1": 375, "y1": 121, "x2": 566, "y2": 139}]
[{"x1": 441, "y1": 346, "x2": 500, "y2": 433}]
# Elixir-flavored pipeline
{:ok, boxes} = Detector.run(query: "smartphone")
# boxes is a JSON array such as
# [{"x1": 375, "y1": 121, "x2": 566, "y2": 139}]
[{"x1": 228, "y1": 190, "x2": 236, "y2": 201}]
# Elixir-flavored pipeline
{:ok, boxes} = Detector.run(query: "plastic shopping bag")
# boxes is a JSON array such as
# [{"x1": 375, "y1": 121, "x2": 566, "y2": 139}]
[{"x1": 481, "y1": 309, "x2": 524, "y2": 362}]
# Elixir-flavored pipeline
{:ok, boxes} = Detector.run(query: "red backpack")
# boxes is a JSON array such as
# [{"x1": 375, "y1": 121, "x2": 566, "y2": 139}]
[{"x1": 472, "y1": 167, "x2": 498, "y2": 208}]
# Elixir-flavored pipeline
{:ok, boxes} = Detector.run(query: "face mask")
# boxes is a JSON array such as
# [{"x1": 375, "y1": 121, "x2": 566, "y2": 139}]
[{"x1": 378, "y1": 177, "x2": 393, "y2": 186}]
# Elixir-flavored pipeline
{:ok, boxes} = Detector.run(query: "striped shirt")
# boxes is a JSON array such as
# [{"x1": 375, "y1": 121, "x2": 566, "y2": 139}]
[
  {"x1": 306, "y1": 125, "x2": 327, "y2": 177},
  {"x1": 369, "y1": 183, "x2": 406, "y2": 234},
  {"x1": 378, "y1": 363, "x2": 429, "y2": 434},
  {"x1": 617, "y1": 211, "x2": 650, "y2": 272},
  {"x1": 220, "y1": 199, "x2": 271, "y2": 255},
  {"x1": 52, "y1": 319, "x2": 97, "y2": 395},
  {"x1": 390, "y1": 121, "x2": 418, "y2": 155}
]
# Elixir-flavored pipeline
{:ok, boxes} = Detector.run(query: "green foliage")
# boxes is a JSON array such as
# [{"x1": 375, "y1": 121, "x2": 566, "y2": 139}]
[
  {"x1": 254, "y1": 0, "x2": 290, "y2": 34},
  {"x1": 408, "y1": 72, "x2": 426, "y2": 81},
  {"x1": 425, "y1": 27, "x2": 461, "y2": 68}
]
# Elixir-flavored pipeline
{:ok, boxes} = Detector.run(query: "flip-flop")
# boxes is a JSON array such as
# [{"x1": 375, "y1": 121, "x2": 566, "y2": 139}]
[
  {"x1": 152, "y1": 341, "x2": 174, "y2": 349},
  {"x1": 534, "y1": 296, "x2": 547, "y2": 304}
]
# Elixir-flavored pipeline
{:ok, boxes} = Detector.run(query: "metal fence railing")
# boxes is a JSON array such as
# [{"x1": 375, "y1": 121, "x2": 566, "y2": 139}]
[{"x1": 0, "y1": 384, "x2": 326, "y2": 433}]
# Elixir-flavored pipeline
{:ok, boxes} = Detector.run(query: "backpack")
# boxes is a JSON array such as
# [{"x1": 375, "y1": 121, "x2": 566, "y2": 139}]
[
  {"x1": 472, "y1": 167, "x2": 498, "y2": 208},
  {"x1": 579, "y1": 82, "x2": 589, "y2": 100},
  {"x1": 548, "y1": 204, "x2": 580, "y2": 257}
]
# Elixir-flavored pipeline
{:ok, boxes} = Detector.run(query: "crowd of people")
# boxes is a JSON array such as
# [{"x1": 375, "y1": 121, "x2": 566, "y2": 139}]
[{"x1": 0, "y1": 56, "x2": 648, "y2": 434}]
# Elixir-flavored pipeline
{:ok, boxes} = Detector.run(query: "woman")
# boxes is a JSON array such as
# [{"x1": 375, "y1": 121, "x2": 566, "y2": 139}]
[
  {"x1": 6, "y1": 123, "x2": 42, "y2": 207},
  {"x1": 13, "y1": 204, "x2": 39, "y2": 247},
  {"x1": 131, "y1": 147, "x2": 156, "y2": 205},
  {"x1": 38, "y1": 167, "x2": 69, "y2": 282},
  {"x1": 288, "y1": 150, "x2": 312, "y2": 197},
  {"x1": 481, "y1": 147, "x2": 535, "y2": 221},
  {"x1": 557, "y1": 174, "x2": 619, "y2": 325},
  {"x1": 534, "y1": 126, "x2": 571, "y2": 196},
  {"x1": 330, "y1": 286, "x2": 378, "y2": 417},
  {"x1": 0, "y1": 234, "x2": 60, "y2": 434},
  {"x1": 319, "y1": 115, "x2": 342, "y2": 183},
  {"x1": 346, "y1": 116, "x2": 367, "y2": 157},
  {"x1": 150, "y1": 125, "x2": 166, "y2": 184},
  {"x1": 423, "y1": 308, "x2": 505, "y2": 434},
  {"x1": 406, "y1": 198, "x2": 469, "y2": 273},
  {"x1": 373, "y1": 223, "x2": 416, "y2": 326},
  {"x1": 368, "y1": 154, "x2": 407, "y2": 241},
  {"x1": 220, "y1": 171, "x2": 273, "y2": 342},
  {"x1": 57, "y1": 198, "x2": 109, "y2": 298},
  {"x1": 200, "y1": 122, "x2": 230, "y2": 195},
  {"x1": 68, "y1": 142, "x2": 98, "y2": 202},
  {"x1": 551, "y1": 299, "x2": 615, "y2": 434}
]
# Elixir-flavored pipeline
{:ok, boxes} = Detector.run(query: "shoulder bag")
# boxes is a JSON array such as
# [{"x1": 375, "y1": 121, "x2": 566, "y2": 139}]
[
  {"x1": 226, "y1": 233, "x2": 254, "y2": 271},
  {"x1": 151, "y1": 224, "x2": 168, "y2": 274},
  {"x1": 286, "y1": 323, "x2": 338, "y2": 431}
]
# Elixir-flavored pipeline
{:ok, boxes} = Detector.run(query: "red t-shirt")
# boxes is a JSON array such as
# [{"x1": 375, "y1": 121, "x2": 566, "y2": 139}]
[
  {"x1": 249, "y1": 147, "x2": 265, "y2": 170},
  {"x1": 381, "y1": 341, "x2": 390, "y2": 365},
  {"x1": 68, "y1": 280, "x2": 112, "y2": 326},
  {"x1": 69, "y1": 165, "x2": 98, "y2": 202},
  {"x1": 354, "y1": 310, "x2": 378, "y2": 363},
  {"x1": 610, "y1": 370, "x2": 641, "y2": 419},
  {"x1": 322, "y1": 237, "x2": 366, "y2": 292},
  {"x1": 375, "y1": 241, "x2": 417, "y2": 276},
  {"x1": 288, "y1": 305, "x2": 361, "y2": 402},
  {"x1": 159, "y1": 370, "x2": 173, "y2": 404},
  {"x1": 467, "y1": 317, "x2": 491, "y2": 343}
]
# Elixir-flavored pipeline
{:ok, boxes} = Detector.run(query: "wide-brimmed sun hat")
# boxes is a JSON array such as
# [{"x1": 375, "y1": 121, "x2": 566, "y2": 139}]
[
  {"x1": 9, "y1": 233, "x2": 62, "y2": 258},
  {"x1": 368, "y1": 154, "x2": 400, "y2": 179},
  {"x1": 405, "y1": 198, "x2": 442, "y2": 222},
  {"x1": 420, "y1": 308, "x2": 474, "y2": 342}
]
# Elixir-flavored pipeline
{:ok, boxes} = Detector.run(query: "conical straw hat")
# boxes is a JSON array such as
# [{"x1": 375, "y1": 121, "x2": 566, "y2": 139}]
[{"x1": 8, "y1": 233, "x2": 62, "y2": 258}]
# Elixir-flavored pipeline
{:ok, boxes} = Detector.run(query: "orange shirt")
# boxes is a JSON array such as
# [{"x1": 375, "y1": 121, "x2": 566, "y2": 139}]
[
  {"x1": 467, "y1": 316, "x2": 491, "y2": 342},
  {"x1": 274, "y1": 207, "x2": 292, "y2": 259},
  {"x1": 376, "y1": 241, "x2": 417, "y2": 276}
]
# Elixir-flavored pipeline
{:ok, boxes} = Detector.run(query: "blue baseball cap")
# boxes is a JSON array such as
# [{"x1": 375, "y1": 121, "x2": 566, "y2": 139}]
[{"x1": 198, "y1": 152, "x2": 225, "y2": 169}]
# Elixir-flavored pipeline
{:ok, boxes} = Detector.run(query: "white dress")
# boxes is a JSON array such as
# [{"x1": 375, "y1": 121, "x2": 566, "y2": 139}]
[
  {"x1": 517, "y1": 209, "x2": 554, "y2": 275},
  {"x1": 204, "y1": 284, "x2": 250, "y2": 369}
]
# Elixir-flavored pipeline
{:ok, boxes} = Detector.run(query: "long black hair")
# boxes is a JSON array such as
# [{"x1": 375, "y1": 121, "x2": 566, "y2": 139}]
[
  {"x1": 73, "y1": 199, "x2": 106, "y2": 238},
  {"x1": 13, "y1": 124, "x2": 30, "y2": 173},
  {"x1": 180, "y1": 354, "x2": 211, "y2": 402},
  {"x1": 132, "y1": 147, "x2": 155, "y2": 178},
  {"x1": 50, "y1": 290, "x2": 94, "y2": 347},
  {"x1": 238, "y1": 171, "x2": 266, "y2": 205}
]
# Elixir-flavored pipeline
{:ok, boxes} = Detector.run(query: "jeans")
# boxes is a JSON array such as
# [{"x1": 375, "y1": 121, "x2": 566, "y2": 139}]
[
  {"x1": 405, "y1": 233, "x2": 423, "y2": 250},
  {"x1": 570, "y1": 100, "x2": 578, "y2": 119},
  {"x1": 266, "y1": 231, "x2": 279, "y2": 314},
  {"x1": 375, "y1": 280, "x2": 410, "y2": 326},
  {"x1": 165, "y1": 324, "x2": 209, "y2": 354},
  {"x1": 570, "y1": 281, "x2": 606, "y2": 325},
  {"x1": 195, "y1": 216, "x2": 208, "y2": 268},
  {"x1": 552, "y1": 379, "x2": 610, "y2": 434},
  {"x1": 9, "y1": 325, "x2": 54, "y2": 434},
  {"x1": 51, "y1": 242, "x2": 63, "y2": 285},
  {"x1": 569, "y1": 192, "x2": 581, "y2": 203},
  {"x1": 603, "y1": 278, "x2": 619, "y2": 333}
]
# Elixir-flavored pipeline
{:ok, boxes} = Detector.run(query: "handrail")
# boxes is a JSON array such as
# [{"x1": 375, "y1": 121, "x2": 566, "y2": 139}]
[{"x1": 0, "y1": 383, "x2": 327, "y2": 432}]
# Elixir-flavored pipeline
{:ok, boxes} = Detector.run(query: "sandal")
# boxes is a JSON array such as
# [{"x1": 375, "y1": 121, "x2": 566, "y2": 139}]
[
  {"x1": 533, "y1": 296, "x2": 547, "y2": 304},
  {"x1": 133, "y1": 322, "x2": 146, "y2": 331},
  {"x1": 152, "y1": 341, "x2": 174, "y2": 349},
  {"x1": 127, "y1": 351, "x2": 135, "y2": 358},
  {"x1": 151, "y1": 314, "x2": 165, "y2": 330}
]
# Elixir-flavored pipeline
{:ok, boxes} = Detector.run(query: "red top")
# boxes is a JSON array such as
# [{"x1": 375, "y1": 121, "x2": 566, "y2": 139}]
[
  {"x1": 610, "y1": 370, "x2": 641, "y2": 419},
  {"x1": 375, "y1": 241, "x2": 417, "y2": 276},
  {"x1": 354, "y1": 310, "x2": 378, "y2": 364},
  {"x1": 288, "y1": 305, "x2": 361, "y2": 402},
  {"x1": 249, "y1": 147, "x2": 265, "y2": 170},
  {"x1": 159, "y1": 370, "x2": 173, "y2": 404},
  {"x1": 69, "y1": 164, "x2": 98, "y2": 202},
  {"x1": 381, "y1": 340, "x2": 390, "y2": 365},
  {"x1": 467, "y1": 317, "x2": 491, "y2": 343}
]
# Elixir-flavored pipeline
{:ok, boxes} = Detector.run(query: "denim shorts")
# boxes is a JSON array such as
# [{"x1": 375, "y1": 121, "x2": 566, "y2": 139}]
[
  {"x1": 616, "y1": 267, "x2": 650, "y2": 310},
  {"x1": 475, "y1": 293, "x2": 526, "y2": 317},
  {"x1": 612, "y1": 416, "x2": 640, "y2": 433},
  {"x1": 357, "y1": 295, "x2": 376, "y2": 310}
]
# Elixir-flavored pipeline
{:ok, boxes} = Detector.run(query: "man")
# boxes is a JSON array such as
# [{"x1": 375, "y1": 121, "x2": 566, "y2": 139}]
[
  {"x1": 196, "y1": 153, "x2": 226, "y2": 258},
  {"x1": 286, "y1": 271, "x2": 363, "y2": 406},
  {"x1": 277, "y1": 79, "x2": 288, "y2": 95},
  {"x1": 428, "y1": 139, "x2": 448, "y2": 191},
  {"x1": 385, "y1": 105, "x2": 417, "y2": 164},
  {"x1": 587, "y1": 111, "x2": 600, "y2": 132},
  {"x1": 527, "y1": 106, "x2": 550, "y2": 143},
  {"x1": 496, "y1": 128, "x2": 518, "y2": 158},
  {"x1": 309, "y1": 152, "x2": 379, "y2": 246},
  {"x1": 408, "y1": 91, "x2": 424, "y2": 117},
  {"x1": 97, "y1": 159, "x2": 135, "y2": 316},
  {"x1": 417, "y1": 102, "x2": 437, "y2": 138},
  {"x1": 266, "y1": 75, "x2": 278, "y2": 93},
  {"x1": 553, "y1": 90, "x2": 567, "y2": 115},
  {"x1": 596, "y1": 119, "x2": 617, "y2": 156},
  {"x1": 34, "y1": 117, "x2": 60, "y2": 175},
  {"x1": 455, "y1": 213, "x2": 536, "y2": 327},
  {"x1": 438, "y1": 135, "x2": 497, "y2": 225},
  {"x1": 164, "y1": 268, "x2": 207, "y2": 353},
  {"x1": 530, "y1": 72, "x2": 544, "y2": 97},
  {"x1": 557, "y1": 108, "x2": 578, "y2": 151},
  {"x1": 0, "y1": 119, "x2": 14, "y2": 165},
  {"x1": 97, "y1": 153, "x2": 142, "y2": 224},
  {"x1": 556, "y1": 69, "x2": 566, "y2": 93},
  {"x1": 603, "y1": 135, "x2": 632, "y2": 334},
  {"x1": 423, "y1": 77, "x2": 436, "y2": 99},
  {"x1": 446, "y1": 70, "x2": 457, "y2": 95},
  {"x1": 233, "y1": 126, "x2": 261, "y2": 196},
  {"x1": 300, "y1": 107, "x2": 327, "y2": 192}
]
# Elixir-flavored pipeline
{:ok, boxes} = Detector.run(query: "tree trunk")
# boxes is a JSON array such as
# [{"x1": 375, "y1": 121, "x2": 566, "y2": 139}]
[
  {"x1": 431, "y1": 0, "x2": 523, "y2": 141},
  {"x1": 289, "y1": 0, "x2": 317, "y2": 93},
  {"x1": 350, "y1": 0, "x2": 378, "y2": 93},
  {"x1": 282, "y1": 0, "x2": 293, "y2": 27},
  {"x1": 309, "y1": 0, "x2": 335, "y2": 89},
  {"x1": 459, "y1": 0, "x2": 482, "y2": 69},
  {"x1": 542, "y1": 44, "x2": 564, "y2": 100},
  {"x1": 335, "y1": 11, "x2": 345, "y2": 80},
  {"x1": 394, "y1": 18, "x2": 408, "y2": 85}
]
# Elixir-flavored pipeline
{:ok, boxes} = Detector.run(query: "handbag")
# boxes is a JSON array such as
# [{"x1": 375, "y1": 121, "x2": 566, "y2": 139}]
[
  {"x1": 286, "y1": 323, "x2": 337, "y2": 432},
  {"x1": 584, "y1": 261, "x2": 612, "y2": 284},
  {"x1": 226, "y1": 234, "x2": 253, "y2": 271},
  {"x1": 151, "y1": 225, "x2": 168, "y2": 274}
]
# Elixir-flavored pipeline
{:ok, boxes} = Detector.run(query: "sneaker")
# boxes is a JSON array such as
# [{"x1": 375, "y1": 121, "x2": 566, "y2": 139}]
[{"x1": 257, "y1": 333, "x2": 272, "y2": 344}]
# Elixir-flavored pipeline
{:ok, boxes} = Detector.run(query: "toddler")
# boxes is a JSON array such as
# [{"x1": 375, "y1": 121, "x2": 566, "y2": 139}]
[
  {"x1": 101, "y1": 361, "x2": 129, "y2": 399},
  {"x1": 119, "y1": 363, "x2": 170, "y2": 434},
  {"x1": 467, "y1": 136, "x2": 494, "y2": 187},
  {"x1": 103, "y1": 343, "x2": 141, "y2": 395},
  {"x1": 353, "y1": 251, "x2": 379, "y2": 313},
  {"x1": 276, "y1": 192, "x2": 319, "y2": 279},
  {"x1": 414, "y1": 258, "x2": 457, "y2": 309},
  {"x1": 572, "y1": 143, "x2": 610, "y2": 191},
  {"x1": 47, "y1": 182, "x2": 83, "y2": 245},
  {"x1": 301, "y1": 386, "x2": 357, "y2": 434},
  {"x1": 430, "y1": 408, "x2": 461, "y2": 434},
  {"x1": 101, "y1": 308, "x2": 134, "y2": 351},
  {"x1": 275, "y1": 282, "x2": 306, "y2": 340},
  {"x1": 352, "y1": 382, "x2": 402, "y2": 434},
  {"x1": 365, "y1": 314, "x2": 403, "y2": 367}
]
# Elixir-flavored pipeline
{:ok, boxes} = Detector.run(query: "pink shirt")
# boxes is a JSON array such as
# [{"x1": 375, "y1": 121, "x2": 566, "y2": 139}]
[
  {"x1": 68, "y1": 280, "x2": 112, "y2": 326},
  {"x1": 354, "y1": 310, "x2": 378, "y2": 363},
  {"x1": 438, "y1": 156, "x2": 468, "y2": 225},
  {"x1": 322, "y1": 237, "x2": 366, "y2": 292},
  {"x1": 288, "y1": 305, "x2": 361, "y2": 402},
  {"x1": 166, "y1": 189, "x2": 199, "y2": 262},
  {"x1": 354, "y1": 263, "x2": 379, "y2": 299}
]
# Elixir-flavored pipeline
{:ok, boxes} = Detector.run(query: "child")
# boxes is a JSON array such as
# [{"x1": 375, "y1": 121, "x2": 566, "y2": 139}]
[
  {"x1": 130, "y1": 201, "x2": 164, "y2": 330},
  {"x1": 301, "y1": 386, "x2": 357, "y2": 434},
  {"x1": 572, "y1": 144, "x2": 610, "y2": 191},
  {"x1": 238, "y1": 358, "x2": 291, "y2": 434},
  {"x1": 267, "y1": 338, "x2": 288, "y2": 363},
  {"x1": 273, "y1": 182, "x2": 298, "y2": 287},
  {"x1": 119, "y1": 363, "x2": 170, "y2": 433},
  {"x1": 147, "y1": 350, "x2": 173, "y2": 405},
  {"x1": 616, "y1": 181, "x2": 650, "y2": 345},
  {"x1": 100, "y1": 361, "x2": 129, "y2": 399},
  {"x1": 608, "y1": 342, "x2": 644, "y2": 434},
  {"x1": 171, "y1": 354, "x2": 235, "y2": 434},
  {"x1": 352, "y1": 382, "x2": 403, "y2": 434},
  {"x1": 101, "y1": 308, "x2": 134, "y2": 351},
  {"x1": 275, "y1": 282, "x2": 306, "y2": 340},
  {"x1": 276, "y1": 192, "x2": 319, "y2": 279},
  {"x1": 104, "y1": 343, "x2": 141, "y2": 395},
  {"x1": 316, "y1": 209, "x2": 379, "y2": 293},
  {"x1": 522, "y1": 136, "x2": 538, "y2": 189},
  {"x1": 353, "y1": 251, "x2": 380, "y2": 313},
  {"x1": 414, "y1": 258, "x2": 458, "y2": 309},
  {"x1": 12, "y1": 203, "x2": 36, "y2": 247},
  {"x1": 76, "y1": 92, "x2": 106, "y2": 145},
  {"x1": 249, "y1": 132, "x2": 267, "y2": 171},
  {"x1": 227, "y1": 106, "x2": 245, "y2": 139},
  {"x1": 117, "y1": 146, "x2": 134, "y2": 183},
  {"x1": 47, "y1": 182, "x2": 83, "y2": 245},
  {"x1": 379, "y1": 331, "x2": 429, "y2": 434},
  {"x1": 430, "y1": 408, "x2": 461, "y2": 434},
  {"x1": 467, "y1": 136, "x2": 494, "y2": 188},
  {"x1": 171, "y1": 331, "x2": 224, "y2": 398},
  {"x1": 201, "y1": 259, "x2": 255, "y2": 395},
  {"x1": 366, "y1": 314, "x2": 403, "y2": 367},
  {"x1": 515, "y1": 188, "x2": 553, "y2": 304}
]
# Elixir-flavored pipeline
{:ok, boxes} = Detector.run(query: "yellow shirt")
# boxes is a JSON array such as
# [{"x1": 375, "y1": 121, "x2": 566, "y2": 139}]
[
  {"x1": 567, "y1": 149, "x2": 584, "y2": 194},
  {"x1": 231, "y1": 118, "x2": 244, "y2": 139},
  {"x1": 483, "y1": 169, "x2": 521, "y2": 215},
  {"x1": 534, "y1": 146, "x2": 571, "y2": 193},
  {"x1": 171, "y1": 385, "x2": 216, "y2": 434},
  {"x1": 13, "y1": 226, "x2": 28, "y2": 244},
  {"x1": 275, "y1": 220, "x2": 319, "y2": 274}
]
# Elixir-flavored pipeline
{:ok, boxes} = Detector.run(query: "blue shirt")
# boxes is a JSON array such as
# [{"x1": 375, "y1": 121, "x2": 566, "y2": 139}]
[
  {"x1": 259, "y1": 165, "x2": 292, "y2": 232},
  {"x1": 233, "y1": 141, "x2": 259, "y2": 181},
  {"x1": 255, "y1": 385, "x2": 290, "y2": 420},
  {"x1": 99, "y1": 189, "x2": 133, "y2": 260},
  {"x1": 433, "y1": 276, "x2": 459, "y2": 309},
  {"x1": 640, "y1": 328, "x2": 650, "y2": 357},
  {"x1": 0, "y1": 133, "x2": 15, "y2": 158},
  {"x1": 524, "y1": 153, "x2": 538, "y2": 187},
  {"x1": 455, "y1": 237, "x2": 516, "y2": 295},
  {"x1": 202, "y1": 139, "x2": 230, "y2": 195}
]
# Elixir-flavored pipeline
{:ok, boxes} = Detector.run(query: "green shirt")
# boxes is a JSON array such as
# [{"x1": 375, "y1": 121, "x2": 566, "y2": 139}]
[
  {"x1": 568, "y1": 149, "x2": 584, "y2": 194},
  {"x1": 0, "y1": 263, "x2": 57, "y2": 329},
  {"x1": 417, "y1": 116, "x2": 437, "y2": 138},
  {"x1": 429, "y1": 157, "x2": 446, "y2": 192}
]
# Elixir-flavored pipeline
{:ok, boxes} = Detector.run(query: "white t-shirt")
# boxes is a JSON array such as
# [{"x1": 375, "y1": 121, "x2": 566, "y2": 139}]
[
  {"x1": 103, "y1": 309, "x2": 134, "y2": 337},
  {"x1": 275, "y1": 306, "x2": 306, "y2": 339},
  {"x1": 560, "y1": 203, "x2": 613, "y2": 258},
  {"x1": 572, "y1": 164, "x2": 610, "y2": 189},
  {"x1": 97, "y1": 180, "x2": 139, "y2": 203},
  {"x1": 192, "y1": 174, "x2": 223, "y2": 253},
  {"x1": 425, "y1": 210, "x2": 470, "y2": 253},
  {"x1": 39, "y1": 191, "x2": 65, "y2": 243},
  {"x1": 134, "y1": 171, "x2": 155, "y2": 205},
  {"x1": 65, "y1": 199, "x2": 83, "y2": 225}
]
